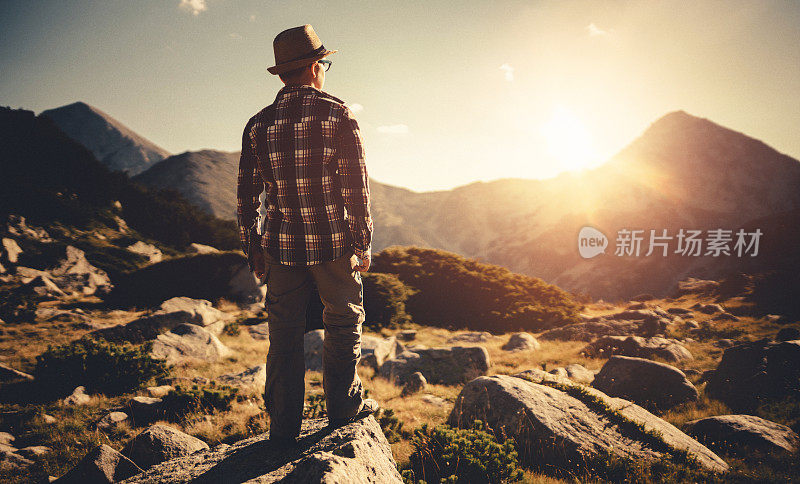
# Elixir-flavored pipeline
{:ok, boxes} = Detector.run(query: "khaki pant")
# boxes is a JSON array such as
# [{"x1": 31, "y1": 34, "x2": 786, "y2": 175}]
[{"x1": 261, "y1": 248, "x2": 366, "y2": 438}]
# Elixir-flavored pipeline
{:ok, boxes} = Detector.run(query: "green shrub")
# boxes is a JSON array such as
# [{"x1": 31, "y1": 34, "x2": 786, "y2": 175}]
[
  {"x1": 402, "y1": 420, "x2": 523, "y2": 484},
  {"x1": 33, "y1": 336, "x2": 169, "y2": 397},
  {"x1": 303, "y1": 393, "x2": 327, "y2": 419},
  {"x1": 160, "y1": 383, "x2": 240, "y2": 419},
  {"x1": 362, "y1": 272, "x2": 415, "y2": 329},
  {"x1": 377, "y1": 408, "x2": 410, "y2": 443},
  {"x1": 372, "y1": 246, "x2": 582, "y2": 333},
  {"x1": 223, "y1": 321, "x2": 241, "y2": 336}
]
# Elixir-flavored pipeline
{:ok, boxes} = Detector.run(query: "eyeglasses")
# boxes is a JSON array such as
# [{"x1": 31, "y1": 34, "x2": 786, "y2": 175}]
[{"x1": 317, "y1": 59, "x2": 332, "y2": 72}]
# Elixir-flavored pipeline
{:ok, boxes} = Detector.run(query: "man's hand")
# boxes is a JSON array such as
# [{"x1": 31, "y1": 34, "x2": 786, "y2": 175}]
[
  {"x1": 353, "y1": 252, "x2": 370, "y2": 272},
  {"x1": 251, "y1": 249, "x2": 267, "y2": 281}
]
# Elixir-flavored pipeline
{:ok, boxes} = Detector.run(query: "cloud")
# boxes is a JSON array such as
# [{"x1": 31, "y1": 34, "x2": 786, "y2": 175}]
[
  {"x1": 229, "y1": 32, "x2": 243, "y2": 40},
  {"x1": 179, "y1": 0, "x2": 207, "y2": 16},
  {"x1": 587, "y1": 22, "x2": 613, "y2": 36},
  {"x1": 499, "y1": 63, "x2": 514, "y2": 82},
  {"x1": 348, "y1": 103, "x2": 364, "y2": 113},
  {"x1": 377, "y1": 124, "x2": 409, "y2": 134},
  {"x1": 249, "y1": 14, "x2": 257, "y2": 22}
]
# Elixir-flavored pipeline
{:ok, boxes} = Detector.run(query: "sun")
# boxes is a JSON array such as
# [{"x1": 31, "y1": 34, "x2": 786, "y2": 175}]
[{"x1": 538, "y1": 105, "x2": 600, "y2": 172}]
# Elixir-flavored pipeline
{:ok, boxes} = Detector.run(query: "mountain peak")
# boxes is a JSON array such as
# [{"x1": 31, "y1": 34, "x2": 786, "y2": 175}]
[{"x1": 40, "y1": 102, "x2": 170, "y2": 176}]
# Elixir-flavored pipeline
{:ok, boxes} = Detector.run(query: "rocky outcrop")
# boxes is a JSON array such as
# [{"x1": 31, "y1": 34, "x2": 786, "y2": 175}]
[
  {"x1": 150, "y1": 324, "x2": 232, "y2": 365},
  {"x1": 548, "y1": 363, "x2": 596, "y2": 384},
  {"x1": 582, "y1": 335, "x2": 693, "y2": 362},
  {"x1": 592, "y1": 356, "x2": 699, "y2": 412},
  {"x1": 501, "y1": 332, "x2": 541, "y2": 351},
  {"x1": 683, "y1": 415, "x2": 799, "y2": 457},
  {"x1": 447, "y1": 372, "x2": 728, "y2": 475},
  {"x1": 705, "y1": 339, "x2": 800, "y2": 411},
  {"x1": 0, "y1": 363, "x2": 34, "y2": 382},
  {"x1": 401, "y1": 372, "x2": 428, "y2": 396},
  {"x1": 91, "y1": 297, "x2": 233, "y2": 343},
  {"x1": 122, "y1": 424, "x2": 209, "y2": 470},
  {"x1": 119, "y1": 416, "x2": 402, "y2": 483},
  {"x1": 217, "y1": 364, "x2": 266, "y2": 389},
  {"x1": 379, "y1": 346, "x2": 490, "y2": 385},
  {"x1": 539, "y1": 318, "x2": 667, "y2": 342},
  {"x1": 446, "y1": 332, "x2": 496, "y2": 344},
  {"x1": 54, "y1": 444, "x2": 143, "y2": 483},
  {"x1": 126, "y1": 241, "x2": 163, "y2": 264}
]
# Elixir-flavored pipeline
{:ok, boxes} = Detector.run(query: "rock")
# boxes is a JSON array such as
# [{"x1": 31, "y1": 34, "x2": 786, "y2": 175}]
[
  {"x1": 715, "y1": 339, "x2": 736, "y2": 348},
  {"x1": 126, "y1": 241, "x2": 163, "y2": 264},
  {"x1": 401, "y1": 372, "x2": 427, "y2": 396},
  {"x1": 667, "y1": 307, "x2": 694, "y2": 316},
  {"x1": 48, "y1": 245, "x2": 113, "y2": 296},
  {"x1": 677, "y1": 278, "x2": 720, "y2": 295},
  {"x1": 53, "y1": 444, "x2": 143, "y2": 483},
  {"x1": 631, "y1": 293, "x2": 656, "y2": 302},
  {"x1": 683, "y1": 415, "x2": 799, "y2": 456},
  {"x1": 0, "y1": 432, "x2": 15, "y2": 446},
  {"x1": 776, "y1": 327, "x2": 800, "y2": 341},
  {"x1": 146, "y1": 385, "x2": 175, "y2": 398},
  {"x1": 122, "y1": 424, "x2": 209, "y2": 470},
  {"x1": 0, "y1": 363, "x2": 34, "y2": 382},
  {"x1": 539, "y1": 318, "x2": 667, "y2": 342},
  {"x1": 0, "y1": 261, "x2": 5, "y2": 273},
  {"x1": 501, "y1": 332, "x2": 541, "y2": 352},
  {"x1": 188, "y1": 243, "x2": 220, "y2": 255},
  {"x1": 361, "y1": 335, "x2": 404, "y2": 369},
  {"x1": 96, "y1": 412, "x2": 130, "y2": 430},
  {"x1": 157, "y1": 297, "x2": 232, "y2": 332},
  {"x1": 447, "y1": 373, "x2": 728, "y2": 474},
  {"x1": 420, "y1": 394, "x2": 447, "y2": 407},
  {"x1": 35, "y1": 307, "x2": 91, "y2": 323},
  {"x1": 217, "y1": 365, "x2": 266, "y2": 389},
  {"x1": 2, "y1": 237, "x2": 22, "y2": 263},
  {"x1": 304, "y1": 330, "x2": 402, "y2": 371},
  {"x1": 118, "y1": 416, "x2": 401, "y2": 483},
  {"x1": 712, "y1": 313, "x2": 740, "y2": 322},
  {"x1": 17, "y1": 446, "x2": 51, "y2": 458},
  {"x1": 127, "y1": 397, "x2": 164, "y2": 422},
  {"x1": 42, "y1": 414, "x2": 57, "y2": 424},
  {"x1": 5, "y1": 215, "x2": 52, "y2": 241},
  {"x1": 446, "y1": 331, "x2": 495, "y2": 343},
  {"x1": 21, "y1": 274, "x2": 67, "y2": 298},
  {"x1": 150, "y1": 324, "x2": 232, "y2": 365},
  {"x1": 705, "y1": 339, "x2": 800, "y2": 411},
  {"x1": 685, "y1": 320, "x2": 700, "y2": 330},
  {"x1": 63, "y1": 386, "x2": 91, "y2": 406},
  {"x1": 582, "y1": 335, "x2": 693, "y2": 363},
  {"x1": 304, "y1": 330, "x2": 325, "y2": 372},
  {"x1": 396, "y1": 330, "x2": 417, "y2": 342},
  {"x1": 592, "y1": 356, "x2": 699, "y2": 412},
  {"x1": 247, "y1": 322, "x2": 269, "y2": 340},
  {"x1": 693, "y1": 303, "x2": 725, "y2": 315},
  {"x1": 627, "y1": 302, "x2": 647, "y2": 310},
  {"x1": 548, "y1": 364, "x2": 595, "y2": 384},
  {"x1": 379, "y1": 346, "x2": 490, "y2": 385},
  {"x1": 0, "y1": 451, "x2": 42, "y2": 477}
]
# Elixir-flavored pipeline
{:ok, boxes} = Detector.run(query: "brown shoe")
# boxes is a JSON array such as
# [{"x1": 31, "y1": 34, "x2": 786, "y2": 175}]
[{"x1": 327, "y1": 398, "x2": 380, "y2": 428}]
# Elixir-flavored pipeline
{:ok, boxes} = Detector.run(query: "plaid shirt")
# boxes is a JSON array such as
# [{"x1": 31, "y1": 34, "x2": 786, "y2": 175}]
[{"x1": 236, "y1": 84, "x2": 373, "y2": 266}]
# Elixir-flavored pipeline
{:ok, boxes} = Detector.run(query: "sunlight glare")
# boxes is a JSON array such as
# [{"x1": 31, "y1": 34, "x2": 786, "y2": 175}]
[{"x1": 538, "y1": 105, "x2": 599, "y2": 172}]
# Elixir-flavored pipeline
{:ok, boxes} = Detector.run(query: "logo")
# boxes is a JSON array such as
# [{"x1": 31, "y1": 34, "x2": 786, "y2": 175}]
[{"x1": 578, "y1": 226, "x2": 608, "y2": 259}]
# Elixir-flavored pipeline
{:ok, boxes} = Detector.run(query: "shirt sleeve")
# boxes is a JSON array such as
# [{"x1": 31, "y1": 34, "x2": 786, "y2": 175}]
[
  {"x1": 236, "y1": 117, "x2": 264, "y2": 256},
  {"x1": 334, "y1": 106, "x2": 373, "y2": 259}
]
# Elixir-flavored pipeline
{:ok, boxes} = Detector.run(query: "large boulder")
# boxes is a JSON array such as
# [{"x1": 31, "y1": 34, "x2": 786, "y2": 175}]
[
  {"x1": 217, "y1": 365, "x2": 266, "y2": 389},
  {"x1": 119, "y1": 416, "x2": 401, "y2": 483},
  {"x1": 591, "y1": 356, "x2": 699, "y2": 412},
  {"x1": 122, "y1": 424, "x2": 209, "y2": 470},
  {"x1": 447, "y1": 372, "x2": 727, "y2": 475},
  {"x1": 446, "y1": 332, "x2": 495, "y2": 344},
  {"x1": 105, "y1": 252, "x2": 263, "y2": 307},
  {"x1": 1, "y1": 237, "x2": 23, "y2": 263},
  {"x1": 150, "y1": 324, "x2": 232, "y2": 365},
  {"x1": 379, "y1": 346, "x2": 490, "y2": 385},
  {"x1": 126, "y1": 241, "x2": 163, "y2": 264},
  {"x1": 304, "y1": 330, "x2": 403, "y2": 371},
  {"x1": 501, "y1": 332, "x2": 541, "y2": 352},
  {"x1": 91, "y1": 297, "x2": 233, "y2": 343},
  {"x1": 539, "y1": 318, "x2": 667, "y2": 342},
  {"x1": 53, "y1": 444, "x2": 143, "y2": 483},
  {"x1": 582, "y1": 335, "x2": 693, "y2": 363},
  {"x1": 548, "y1": 364, "x2": 596, "y2": 384},
  {"x1": 705, "y1": 339, "x2": 800, "y2": 411},
  {"x1": 683, "y1": 415, "x2": 799, "y2": 457},
  {"x1": 48, "y1": 245, "x2": 113, "y2": 296}
]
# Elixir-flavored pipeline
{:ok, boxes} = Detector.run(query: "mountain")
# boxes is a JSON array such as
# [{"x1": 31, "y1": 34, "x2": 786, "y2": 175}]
[
  {"x1": 97, "y1": 107, "x2": 800, "y2": 299},
  {"x1": 133, "y1": 150, "x2": 240, "y2": 220},
  {"x1": 40, "y1": 102, "x2": 170, "y2": 176}
]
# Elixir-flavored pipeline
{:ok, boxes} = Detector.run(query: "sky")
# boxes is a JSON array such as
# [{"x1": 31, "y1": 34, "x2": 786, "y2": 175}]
[{"x1": 1, "y1": 0, "x2": 799, "y2": 192}]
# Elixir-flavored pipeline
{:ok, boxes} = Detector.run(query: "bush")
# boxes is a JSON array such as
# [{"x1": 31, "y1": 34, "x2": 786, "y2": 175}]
[
  {"x1": 377, "y1": 408, "x2": 410, "y2": 443},
  {"x1": 0, "y1": 290, "x2": 38, "y2": 324},
  {"x1": 33, "y1": 337, "x2": 169, "y2": 397},
  {"x1": 362, "y1": 272, "x2": 415, "y2": 329},
  {"x1": 402, "y1": 420, "x2": 523, "y2": 484},
  {"x1": 372, "y1": 246, "x2": 582, "y2": 333},
  {"x1": 160, "y1": 383, "x2": 240, "y2": 419}
]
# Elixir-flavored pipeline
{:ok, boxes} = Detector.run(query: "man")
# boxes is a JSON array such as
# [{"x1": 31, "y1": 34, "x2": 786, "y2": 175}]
[{"x1": 236, "y1": 24, "x2": 377, "y2": 444}]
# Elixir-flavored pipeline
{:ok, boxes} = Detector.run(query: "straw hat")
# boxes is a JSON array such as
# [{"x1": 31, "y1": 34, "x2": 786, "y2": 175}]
[{"x1": 267, "y1": 24, "x2": 337, "y2": 75}]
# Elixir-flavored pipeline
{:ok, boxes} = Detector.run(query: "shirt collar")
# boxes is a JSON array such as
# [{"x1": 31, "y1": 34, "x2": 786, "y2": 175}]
[{"x1": 275, "y1": 84, "x2": 345, "y2": 104}]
